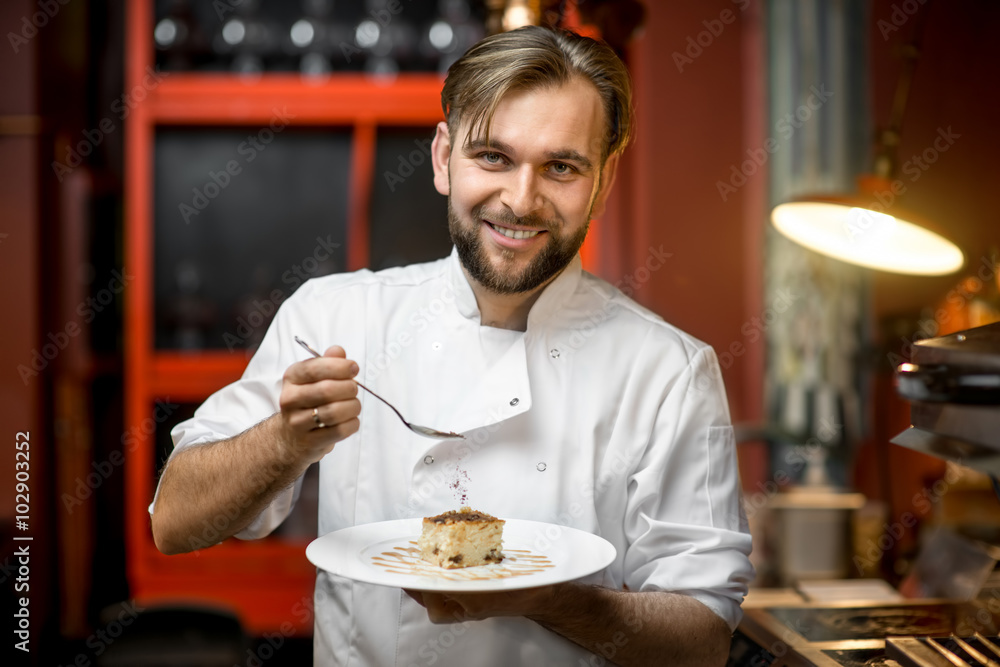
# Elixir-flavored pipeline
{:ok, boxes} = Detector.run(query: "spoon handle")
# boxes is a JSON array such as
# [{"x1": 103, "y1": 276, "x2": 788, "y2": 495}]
[
  {"x1": 353, "y1": 379, "x2": 411, "y2": 427},
  {"x1": 295, "y1": 336, "x2": 411, "y2": 426}
]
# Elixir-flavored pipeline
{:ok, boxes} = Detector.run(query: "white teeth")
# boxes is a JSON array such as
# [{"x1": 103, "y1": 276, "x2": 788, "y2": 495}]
[{"x1": 491, "y1": 223, "x2": 540, "y2": 240}]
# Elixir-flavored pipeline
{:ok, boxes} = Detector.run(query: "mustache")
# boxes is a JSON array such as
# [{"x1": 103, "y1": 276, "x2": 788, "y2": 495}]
[{"x1": 473, "y1": 205, "x2": 554, "y2": 231}]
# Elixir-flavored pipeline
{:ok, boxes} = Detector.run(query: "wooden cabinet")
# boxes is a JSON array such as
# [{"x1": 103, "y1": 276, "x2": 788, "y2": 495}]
[{"x1": 124, "y1": 1, "x2": 449, "y2": 635}]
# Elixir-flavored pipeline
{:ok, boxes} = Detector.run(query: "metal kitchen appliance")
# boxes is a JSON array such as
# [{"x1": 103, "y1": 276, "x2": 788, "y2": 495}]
[
  {"x1": 728, "y1": 323, "x2": 1000, "y2": 666},
  {"x1": 891, "y1": 322, "x2": 1000, "y2": 472},
  {"x1": 733, "y1": 599, "x2": 1000, "y2": 666}
]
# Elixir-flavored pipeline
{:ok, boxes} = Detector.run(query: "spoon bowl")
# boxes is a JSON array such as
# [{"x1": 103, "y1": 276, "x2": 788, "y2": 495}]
[{"x1": 294, "y1": 336, "x2": 465, "y2": 440}]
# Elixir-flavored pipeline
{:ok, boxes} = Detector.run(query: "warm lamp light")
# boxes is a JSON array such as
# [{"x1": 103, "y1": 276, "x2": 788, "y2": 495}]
[
  {"x1": 770, "y1": 8, "x2": 965, "y2": 276},
  {"x1": 771, "y1": 189, "x2": 965, "y2": 276}
]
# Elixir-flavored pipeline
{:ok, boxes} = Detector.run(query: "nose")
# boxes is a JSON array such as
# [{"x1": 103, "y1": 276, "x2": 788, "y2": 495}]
[{"x1": 500, "y1": 166, "x2": 544, "y2": 219}]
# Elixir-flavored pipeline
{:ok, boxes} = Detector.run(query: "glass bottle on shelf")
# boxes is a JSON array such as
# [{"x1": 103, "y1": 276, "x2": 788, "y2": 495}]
[
  {"x1": 290, "y1": 0, "x2": 333, "y2": 78},
  {"x1": 212, "y1": 0, "x2": 274, "y2": 76},
  {"x1": 154, "y1": 0, "x2": 208, "y2": 71},
  {"x1": 424, "y1": 0, "x2": 485, "y2": 73},
  {"x1": 167, "y1": 260, "x2": 217, "y2": 350}
]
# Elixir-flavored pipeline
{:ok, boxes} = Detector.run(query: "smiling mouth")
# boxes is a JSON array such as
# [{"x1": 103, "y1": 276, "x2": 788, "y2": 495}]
[{"x1": 487, "y1": 222, "x2": 542, "y2": 240}]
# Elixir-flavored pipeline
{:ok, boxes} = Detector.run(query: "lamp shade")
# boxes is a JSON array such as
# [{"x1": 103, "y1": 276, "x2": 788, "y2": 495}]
[{"x1": 771, "y1": 178, "x2": 965, "y2": 276}]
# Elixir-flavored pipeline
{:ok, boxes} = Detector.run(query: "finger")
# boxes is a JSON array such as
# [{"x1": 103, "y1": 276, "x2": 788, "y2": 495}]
[
  {"x1": 421, "y1": 593, "x2": 467, "y2": 625},
  {"x1": 306, "y1": 400, "x2": 362, "y2": 430},
  {"x1": 285, "y1": 356, "x2": 360, "y2": 385},
  {"x1": 322, "y1": 345, "x2": 346, "y2": 358},
  {"x1": 310, "y1": 406, "x2": 328, "y2": 430},
  {"x1": 403, "y1": 589, "x2": 425, "y2": 607},
  {"x1": 283, "y1": 402, "x2": 361, "y2": 439},
  {"x1": 283, "y1": 378, "x2": 359, "y2": 411},
  {"x1": 307, "y1": 416, "x2": 360, "y2": 444}
]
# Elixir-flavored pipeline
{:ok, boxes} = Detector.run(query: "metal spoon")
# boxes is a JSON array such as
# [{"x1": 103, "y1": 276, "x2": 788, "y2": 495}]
[{"x1": 294, "y1": 336, "x2": 465, "y2": 440}]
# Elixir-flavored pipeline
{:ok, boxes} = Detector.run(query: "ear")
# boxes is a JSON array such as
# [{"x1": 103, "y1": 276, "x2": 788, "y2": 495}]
[
  {"x1": 589, "y1": 153, "x2": 620, "y2": 219},
  {"x1": 431, "y1": 121, "x2": 452, "y2": 196}
]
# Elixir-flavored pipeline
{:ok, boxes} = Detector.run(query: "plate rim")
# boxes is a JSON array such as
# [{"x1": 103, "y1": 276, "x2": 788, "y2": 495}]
[{"x1": 305, "y1": 517, "x2": 617, "y2": 592}]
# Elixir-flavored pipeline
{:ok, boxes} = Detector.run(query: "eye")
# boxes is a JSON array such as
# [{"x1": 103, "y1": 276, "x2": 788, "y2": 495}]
[
  {"x1": 480, "y1": 152, "x2": 505, "y2": 165},
  {"x1": 548, "y1": 162, "x2": 574, "y2": 176}
]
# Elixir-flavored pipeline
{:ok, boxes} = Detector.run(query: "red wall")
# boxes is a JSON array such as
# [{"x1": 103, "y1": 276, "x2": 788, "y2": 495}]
[
  {"x1": 613, "y1": 1, "x2": 765, "y2": 428},
  {"x1": 861, "y1": 0, "x2": 1000, "y2": 561},
  {"x1": 869, "y1": 0, "x2": 1000, "y2": 318},
  {"x1": 0, "y1": 1, "x2": 42, "y2": 524}
]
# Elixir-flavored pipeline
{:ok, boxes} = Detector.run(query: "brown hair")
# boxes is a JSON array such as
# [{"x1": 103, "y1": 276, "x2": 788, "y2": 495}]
[{"x1": 441, "y1": 26, "x2": 634, "y2": 164}]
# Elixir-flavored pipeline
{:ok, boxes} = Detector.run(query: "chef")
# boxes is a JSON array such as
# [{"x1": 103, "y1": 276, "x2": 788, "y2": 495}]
[{"x1": 150, "y1": 25, "x2": 753, "y2": 666}]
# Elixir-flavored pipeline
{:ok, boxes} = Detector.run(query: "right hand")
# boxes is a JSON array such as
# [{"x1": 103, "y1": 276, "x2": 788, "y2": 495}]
[{"x1": 278, "y1": 345, "x2": 362, "y2": 464}]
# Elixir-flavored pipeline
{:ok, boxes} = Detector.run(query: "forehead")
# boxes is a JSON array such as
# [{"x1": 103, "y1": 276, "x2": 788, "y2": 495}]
[{"x1": 459, "y1": 78, "x2": 606, "y2": 161}]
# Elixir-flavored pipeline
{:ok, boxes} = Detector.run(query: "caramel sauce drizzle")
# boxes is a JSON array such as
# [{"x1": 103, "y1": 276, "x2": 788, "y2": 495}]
[{"x1": 371, "y1": 542, "x2": 554, "y2": 581}]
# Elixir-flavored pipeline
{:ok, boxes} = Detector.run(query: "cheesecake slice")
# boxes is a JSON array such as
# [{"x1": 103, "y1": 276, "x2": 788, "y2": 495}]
[{"x1": 418, "y1": 507, "x2": 505, "y2": 569}]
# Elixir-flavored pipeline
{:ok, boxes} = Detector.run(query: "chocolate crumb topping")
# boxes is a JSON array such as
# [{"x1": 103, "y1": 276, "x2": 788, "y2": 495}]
[{"x1": 426, "y1": 507, "x2": 500, "y2": 524}]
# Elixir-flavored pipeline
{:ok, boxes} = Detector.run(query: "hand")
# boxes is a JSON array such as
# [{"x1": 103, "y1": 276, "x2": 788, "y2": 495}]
[
  {"x1": 278, "y1": 345, "x2": 362, "y2": 464},
  {"x1": 404, "y1": 586, "x2": 557, "y2": 625}
]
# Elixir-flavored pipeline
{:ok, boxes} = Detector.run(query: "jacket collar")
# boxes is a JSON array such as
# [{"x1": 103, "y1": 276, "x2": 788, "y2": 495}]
[{"x1": 446, "y1": 246, "x2": 583, "y2": 330}]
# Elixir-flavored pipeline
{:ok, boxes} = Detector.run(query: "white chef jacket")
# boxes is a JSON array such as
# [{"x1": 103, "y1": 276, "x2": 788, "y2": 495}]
[{"x1": 157, "y1": 247, "x2": 753, "y2": 666}]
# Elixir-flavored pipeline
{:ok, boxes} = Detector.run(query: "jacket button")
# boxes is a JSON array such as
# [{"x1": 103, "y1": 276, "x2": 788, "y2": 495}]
[
  {"x1": 550, "y1": 348, "x2": 560, "y2": 358},
  {"x1": 423, "y1": 455, "x2": 434, "y2": 465},
  {"x1": 509, "y1": 398, "x2": 519, "y2": 406}
]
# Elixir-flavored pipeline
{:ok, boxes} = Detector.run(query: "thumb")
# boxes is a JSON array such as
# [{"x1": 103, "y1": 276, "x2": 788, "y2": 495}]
[{"x1": 323, "y1": 345, "x2": 347, "y2": 359}]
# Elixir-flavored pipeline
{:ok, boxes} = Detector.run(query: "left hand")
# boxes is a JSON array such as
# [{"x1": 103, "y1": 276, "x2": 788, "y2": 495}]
[{"x1": 405, "y1": 585, "x2": 558, "y2": 625}]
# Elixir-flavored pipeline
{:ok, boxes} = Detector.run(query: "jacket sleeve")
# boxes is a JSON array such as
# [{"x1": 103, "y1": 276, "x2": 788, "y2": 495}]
[
  {"x1": 622, "y1": 343, "x2": 754, "y2": 631},
  {"x1": 148, "y1": 283, "x2": 324, "y2": 540}
]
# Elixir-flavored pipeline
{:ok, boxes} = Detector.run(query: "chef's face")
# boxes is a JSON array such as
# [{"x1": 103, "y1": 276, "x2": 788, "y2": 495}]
[{"x1": 431, "y1": 78, "x2": 617, "y2": 295}]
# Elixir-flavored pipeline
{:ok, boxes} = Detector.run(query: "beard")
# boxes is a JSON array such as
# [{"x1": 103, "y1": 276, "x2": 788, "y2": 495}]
[{"x1": 448, "y1": 201, "x2": 590, "y2": 295}]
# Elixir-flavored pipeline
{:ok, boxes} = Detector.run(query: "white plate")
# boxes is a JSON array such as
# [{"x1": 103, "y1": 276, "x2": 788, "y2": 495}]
[{"x1": 306, "y1": 518, "x2": 616, "y2": 593}]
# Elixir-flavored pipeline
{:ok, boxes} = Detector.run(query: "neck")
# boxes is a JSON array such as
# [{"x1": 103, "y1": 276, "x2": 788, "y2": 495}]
[{"x1": 463, "y1": 268, "x2": 558, "y2": 331}]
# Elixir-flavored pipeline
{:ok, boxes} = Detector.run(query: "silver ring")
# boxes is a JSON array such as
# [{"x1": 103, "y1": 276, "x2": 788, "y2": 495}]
[{"x1": 312, "y1": 407, "x2": 326, "y2": 429}]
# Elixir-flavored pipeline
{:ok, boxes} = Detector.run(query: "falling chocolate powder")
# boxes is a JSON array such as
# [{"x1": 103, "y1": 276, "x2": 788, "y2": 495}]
[{"x1": 448, "y1": 466, "x2": 470, "y2": 505}]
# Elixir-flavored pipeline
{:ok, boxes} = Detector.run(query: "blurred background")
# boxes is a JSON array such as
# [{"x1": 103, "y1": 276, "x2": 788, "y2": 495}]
[{"x1": 2, "y1": 0, "x2": 999, "y2": 665}]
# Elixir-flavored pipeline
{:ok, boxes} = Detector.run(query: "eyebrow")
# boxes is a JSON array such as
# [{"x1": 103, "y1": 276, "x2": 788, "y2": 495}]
[{"x1": 463, "y1": 138, "x2": 594, "y2": 171}]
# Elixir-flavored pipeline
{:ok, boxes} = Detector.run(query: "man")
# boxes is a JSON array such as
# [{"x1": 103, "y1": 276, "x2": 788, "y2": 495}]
[{"x1": 151, "y1": 26, "x2": 753, "y2": 666}]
